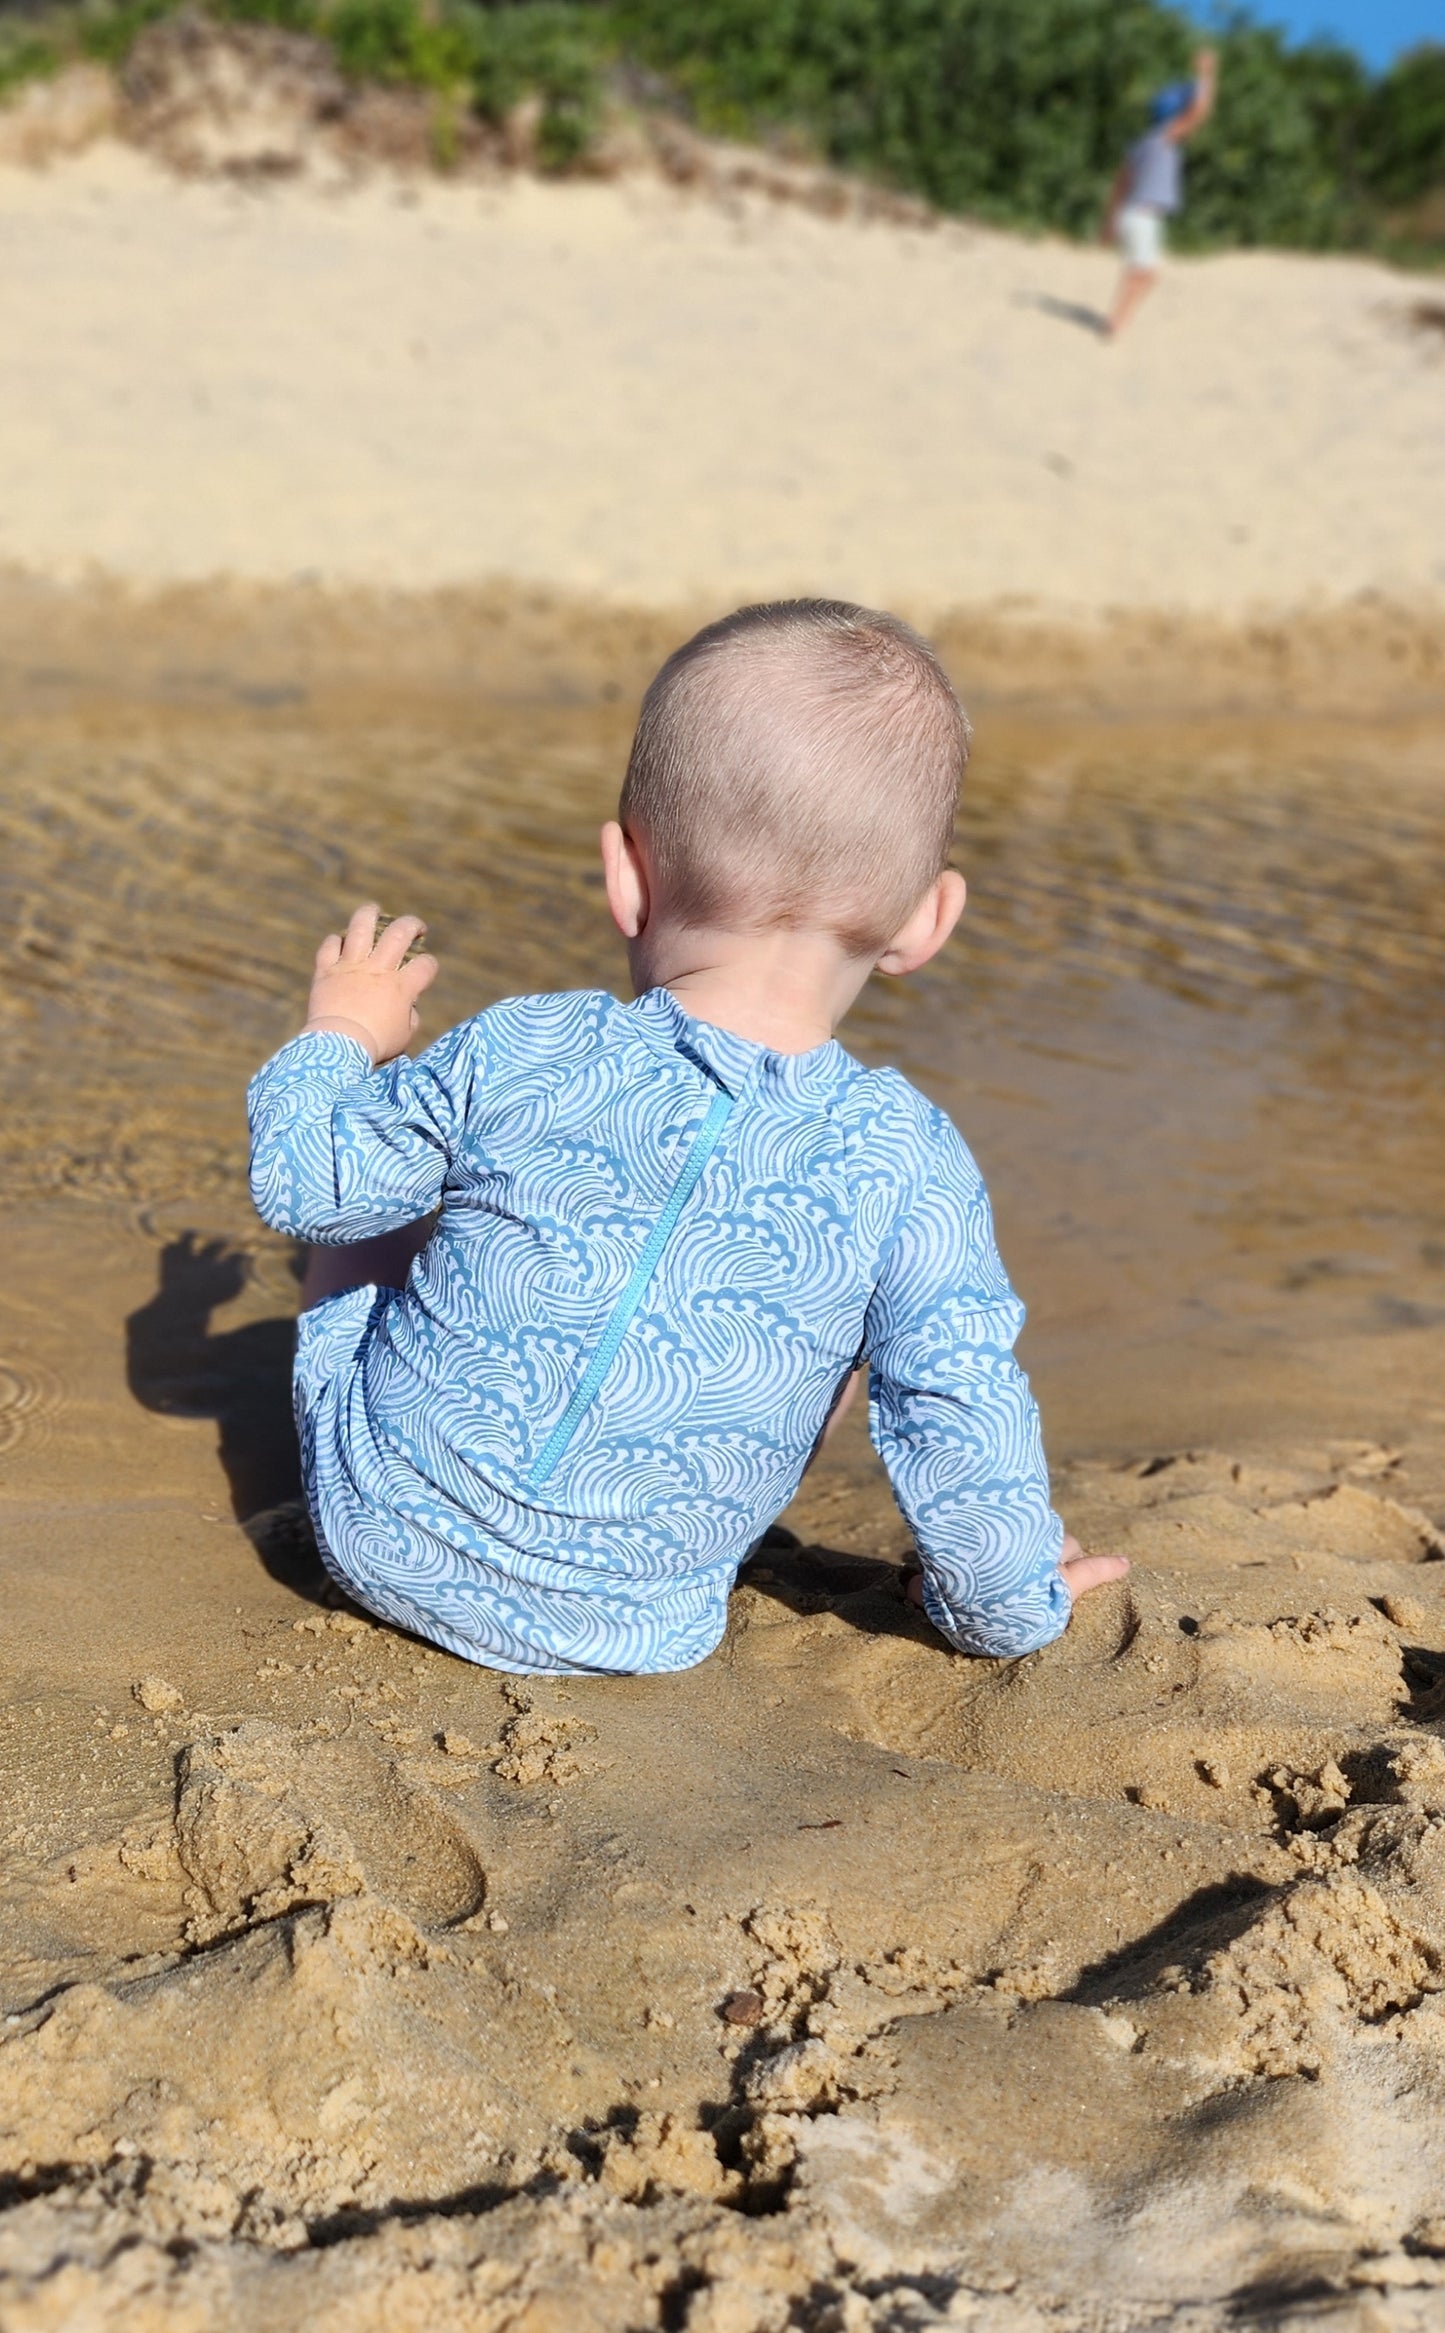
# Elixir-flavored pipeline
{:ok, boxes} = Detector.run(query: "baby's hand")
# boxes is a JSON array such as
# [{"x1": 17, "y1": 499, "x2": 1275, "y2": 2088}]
[
  {"x1": 303, "y1": 903, "x2": 438, "y2": 1065},
  {"x1": 1058, "y1": 1534, "x2": 1129, "y2": 1600}
]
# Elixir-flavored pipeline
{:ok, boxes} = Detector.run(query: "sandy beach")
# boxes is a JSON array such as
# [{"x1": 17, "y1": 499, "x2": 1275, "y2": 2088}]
[
  {"x1": 3, "y1": 133, "x2": 1445, "y2": 2333},
  {"x1": 1, "y1": 139, "x2": 1443, "y2": 618}
]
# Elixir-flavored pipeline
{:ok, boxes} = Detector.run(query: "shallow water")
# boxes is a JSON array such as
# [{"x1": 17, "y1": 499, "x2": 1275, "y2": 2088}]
[{"x1": 1, "y1": 685, "x2": 1442, "y2": 1465}]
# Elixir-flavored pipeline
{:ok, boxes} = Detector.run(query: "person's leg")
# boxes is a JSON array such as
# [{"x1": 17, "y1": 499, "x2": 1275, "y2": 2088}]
[
  {"x1": 1107, "y1": 265, "x2": 1157, "y2": 338},
  {"x1": 300, "y1": 1218, "x2": 433, "y2": 1311}
]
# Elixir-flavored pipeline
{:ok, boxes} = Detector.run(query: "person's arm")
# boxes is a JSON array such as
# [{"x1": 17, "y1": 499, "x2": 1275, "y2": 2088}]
[
  {"x1": 1168, "y1": 47, "x2": 1217, "y2": 142},
  {"x1": 247, "y1": 902, "x2": 469, "y2": 1243},
  {"x1": 865, "y1": 1114, "x2": 1122, "y2": 1658}
]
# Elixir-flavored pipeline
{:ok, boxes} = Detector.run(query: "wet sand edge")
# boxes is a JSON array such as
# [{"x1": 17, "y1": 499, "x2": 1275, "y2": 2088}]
[{"x1": 3, "y1": 566, "x2": 1443, "y2": 720}]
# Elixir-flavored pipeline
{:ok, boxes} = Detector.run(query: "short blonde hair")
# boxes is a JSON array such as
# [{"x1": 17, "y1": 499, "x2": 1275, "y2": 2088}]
[{"x1": 620, "y1": 600, "x2": 968, "y2": 956}]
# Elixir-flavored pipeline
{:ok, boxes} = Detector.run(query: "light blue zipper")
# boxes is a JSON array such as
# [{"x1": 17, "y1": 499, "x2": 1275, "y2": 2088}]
[{"x1": 528, "y1": 1089, "x2": 735, "y2": 1488}]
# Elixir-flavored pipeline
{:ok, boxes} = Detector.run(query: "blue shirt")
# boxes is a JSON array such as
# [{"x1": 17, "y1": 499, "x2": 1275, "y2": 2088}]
[
  {"x1": 247, "y1": 986, "x2": 1068, "y2": 1675},
  {"x1": 1128, "y1": 127, "x2": 1183, "y2": 214}
]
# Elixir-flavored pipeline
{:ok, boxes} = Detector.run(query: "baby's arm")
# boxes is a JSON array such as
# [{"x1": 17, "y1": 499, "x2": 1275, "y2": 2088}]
[
  {"x1": 247, "y1": 903, "x2": 468, "y2": 1243},
  {"x1": 905, "y1": 1537, "x2": 1125, "y2": 1613},
  {"x1": 866, "y1": 1115, "x2": 1124, "y2": 1657}
]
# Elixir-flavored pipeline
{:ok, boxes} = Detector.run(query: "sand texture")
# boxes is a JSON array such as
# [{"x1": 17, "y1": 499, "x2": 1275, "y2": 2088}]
[
  {"x1": 2, "y1": 657, "x2": 1445, "y2": 2329},
  {"x1": 9, "y1": 1329, "x2": 1445, "y2": 2332},
  {"x1": 3, "y1": 125, "x2": 1445, "y2": 2330},
  {"x1": 0, "y1": 140, "x2": 1444, "y2": 617}
]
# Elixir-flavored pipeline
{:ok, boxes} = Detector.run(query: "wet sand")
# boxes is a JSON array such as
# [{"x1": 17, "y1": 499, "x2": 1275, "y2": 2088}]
[{"x1": 4, "y1": 621, "x2": 1445, "y2": 2328}]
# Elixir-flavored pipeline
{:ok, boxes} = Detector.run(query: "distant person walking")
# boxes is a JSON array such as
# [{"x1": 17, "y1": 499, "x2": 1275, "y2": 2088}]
[{"x1": 1102, "y1": 49, "x2": 1218, "y2": 338}]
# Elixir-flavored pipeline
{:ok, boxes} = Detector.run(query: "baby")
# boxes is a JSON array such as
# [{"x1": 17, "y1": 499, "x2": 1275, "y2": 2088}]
[{"x1": 248, "y1": 599, "x2": 1125, "y2": 1675}]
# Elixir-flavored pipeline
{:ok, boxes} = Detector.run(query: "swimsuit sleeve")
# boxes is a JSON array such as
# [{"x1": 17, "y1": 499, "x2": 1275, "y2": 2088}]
[
  {"x1": 864, "y1": 1111, "x2": 1069, "y2": 1658},
  {"x1": 246, "y1": 1018, "x2": 483, "y2": 1242}
]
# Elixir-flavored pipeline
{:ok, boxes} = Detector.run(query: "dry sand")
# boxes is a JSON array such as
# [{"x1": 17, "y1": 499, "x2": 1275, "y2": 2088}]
[
  {"x1": 3, "y1": 135, "x2": 1445, "y2": 2333},
  {"x1": 0, "y1": 139, "x2": 1443, "y2": 619}
]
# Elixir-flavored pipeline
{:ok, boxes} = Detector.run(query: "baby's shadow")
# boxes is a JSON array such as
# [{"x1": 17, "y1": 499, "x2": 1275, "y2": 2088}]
[
  {"x1": 736, "y1": 1531, "x2": 917, "y2": 1638},
  {"x1": 125, "y1": 1233, "x2": 327, "y2": 1600}
]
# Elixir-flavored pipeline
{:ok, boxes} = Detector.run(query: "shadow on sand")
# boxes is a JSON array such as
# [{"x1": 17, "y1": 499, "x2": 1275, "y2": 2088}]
[
  {"x1": 737, "y1": 1530, "x2": 918, "y2": 1638},
  {"x1": 125, "y1": 1247, "x2": 919, "y2": 1630},
  {"x1": 1027, "y1": 291, "x2": 1109, "y2": 337},
  {"x1": 125, "y1": 1233, "x2": 330, "y2": 1599}
]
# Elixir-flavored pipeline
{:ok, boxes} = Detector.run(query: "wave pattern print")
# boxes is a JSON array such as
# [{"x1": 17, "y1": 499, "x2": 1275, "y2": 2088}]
[{"x1": 248, "y1": 986, "x2": 1068, "y2": 1676}]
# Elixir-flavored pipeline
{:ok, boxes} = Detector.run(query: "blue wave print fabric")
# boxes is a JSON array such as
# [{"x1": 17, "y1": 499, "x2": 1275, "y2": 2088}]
[{"x1": 247, "y1": 986, "x2": 1068, "y2": 1675}]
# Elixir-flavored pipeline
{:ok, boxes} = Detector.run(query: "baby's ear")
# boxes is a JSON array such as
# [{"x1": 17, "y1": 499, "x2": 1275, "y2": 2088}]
[
  {"x1": 876, "y1": 871, "x2": 966, "y2": 977},
  {"x1": 601, "y1": 821, "x2": 651, "y2": 940}
]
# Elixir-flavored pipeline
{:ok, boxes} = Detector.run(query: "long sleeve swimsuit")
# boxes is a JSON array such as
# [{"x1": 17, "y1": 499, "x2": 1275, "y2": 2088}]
[{"x1": 247, "y1": 985, "x2": 1068, "y2": 1675}]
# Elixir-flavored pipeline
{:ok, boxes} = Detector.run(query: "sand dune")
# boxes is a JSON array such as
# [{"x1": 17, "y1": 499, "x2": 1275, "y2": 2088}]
[{"x1": 0, "y1": 140, "x2": 1442, "y2": 617}]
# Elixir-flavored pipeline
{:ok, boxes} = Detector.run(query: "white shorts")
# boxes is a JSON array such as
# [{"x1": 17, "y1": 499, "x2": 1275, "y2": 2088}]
[{"x1": 1117, "y1": 204, "x2": 1165, "y2": 271}]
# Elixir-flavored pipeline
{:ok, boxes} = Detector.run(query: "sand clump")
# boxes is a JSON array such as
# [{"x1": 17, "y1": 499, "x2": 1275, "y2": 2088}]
[{"x1": 484, "y1": 1682, "x2": 601, "y2": 1789}]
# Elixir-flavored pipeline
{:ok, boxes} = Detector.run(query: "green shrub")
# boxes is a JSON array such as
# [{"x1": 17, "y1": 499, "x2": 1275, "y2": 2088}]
[
  {"x1": 76, "y1": 0, "x2": 176, "y2": 68},
  {"x1": 1177, "y1": 25, "x2": 1369, "y2": 250},
  {"x1": 1359, "y1": 42, "x2": 1445, "y2": 208},
  {"x1": 214, "y1": 0, "x2": 325, "y2": 31},
  {"x1": 470, "y1": 4, "x2": 607, "y2": 169},
  {"x1": 612, "y1": 0, "x2": 1439, "y2": 254},
  {"x1": 612, "y1": 0, "x2": 1187, "y2": 230},
  {"x1": 1, "y1": 0, "x2": 1440, "y2": 258},
  {"x1": 0, "y1": 29, "x2": 64, "y2": 96},
  {"x1": 326, "y1": 0, "x2": 478, "y2": 91}
]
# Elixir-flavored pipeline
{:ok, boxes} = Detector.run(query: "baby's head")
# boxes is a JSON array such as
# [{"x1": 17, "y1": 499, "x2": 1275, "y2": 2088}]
[{"x1": 613, "y1": 600, "x2": 968, "y2": 964}]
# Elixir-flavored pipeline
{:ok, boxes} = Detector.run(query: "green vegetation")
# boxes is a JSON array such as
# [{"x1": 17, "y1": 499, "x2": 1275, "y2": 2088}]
[
  {"x1": 612, "y1": 0, "x2": 1445, "y2": 255},
  {"x1": 1358, "y1": 40, "x2": 1445, "y2": 207},
  {"x1": 467, "y1": 5, "x2": 604, "y2": 167},
  {"x1": 0, "y1": 0, "x2": 608, "y2": 167},
  {"x1": 0, "y1": 0, "x2": 1440, "y2": 257},
  {"x1": 0, "y1": 31, "x2": 60, "y2": 96}
]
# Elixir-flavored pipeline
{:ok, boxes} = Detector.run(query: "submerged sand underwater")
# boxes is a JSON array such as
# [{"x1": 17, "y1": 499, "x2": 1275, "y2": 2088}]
[{"x1": 3, "y1": 626, "x2": 1445, "y2": 2331}]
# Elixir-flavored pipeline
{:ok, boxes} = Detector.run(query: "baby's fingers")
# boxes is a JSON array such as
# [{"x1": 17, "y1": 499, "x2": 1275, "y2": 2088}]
[
  {"x1": 314, "y1": 932, "x2": 344, "y2": 973},
  {"x1": 400, "y1": 951, "x2": 439, "y2": 1004},
  {"x1": 340, "y1": 902, "x2": 381, "y2": 963},
  {"x1": 372, "y1": 914, "x2": 428, "y2": 972},
  {"x1": 1060, "y1": 1551, "x2": 1130, "y2": 1602}
]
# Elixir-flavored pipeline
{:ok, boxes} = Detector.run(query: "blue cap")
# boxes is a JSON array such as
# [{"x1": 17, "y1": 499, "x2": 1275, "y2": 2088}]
[{"x1": 1150, "y1": 80, "x2": 1194, "y2": 125}]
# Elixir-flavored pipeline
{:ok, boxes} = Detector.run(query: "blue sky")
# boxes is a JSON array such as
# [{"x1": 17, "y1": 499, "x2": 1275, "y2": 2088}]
[{"x1": 1244, "y1": 0, "x2": 1444, "y2": 69}]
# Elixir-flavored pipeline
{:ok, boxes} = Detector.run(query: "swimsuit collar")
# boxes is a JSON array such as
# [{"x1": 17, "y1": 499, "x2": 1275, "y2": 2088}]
[{"x1": 627, "y1": 985, "x2": 851, "y2": 1102}]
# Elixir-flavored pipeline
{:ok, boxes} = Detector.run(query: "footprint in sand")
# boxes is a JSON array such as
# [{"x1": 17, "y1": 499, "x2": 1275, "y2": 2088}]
[{"x1": 173, "y1": 1719, "x2": 490, "y2": 1942}]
